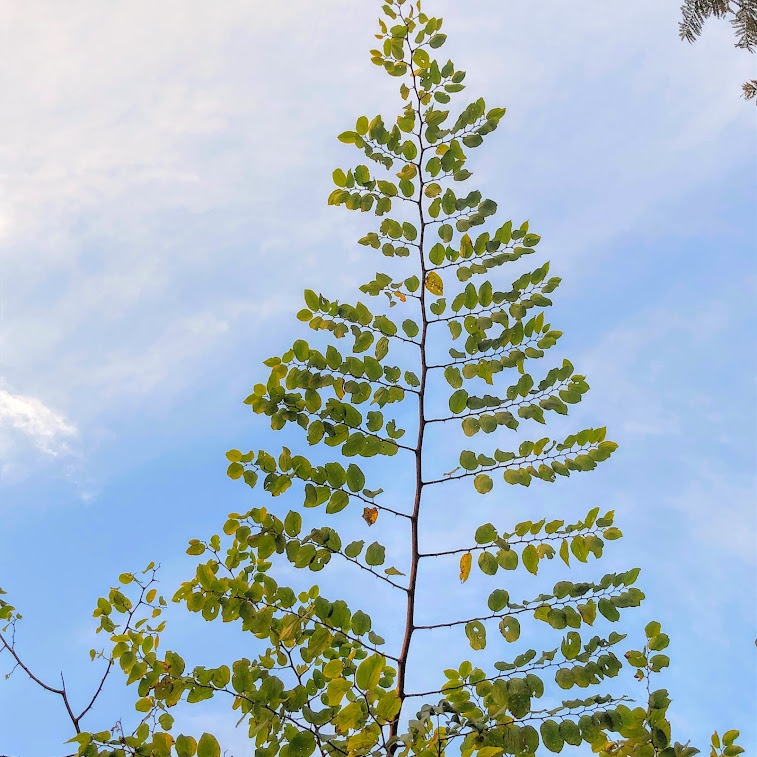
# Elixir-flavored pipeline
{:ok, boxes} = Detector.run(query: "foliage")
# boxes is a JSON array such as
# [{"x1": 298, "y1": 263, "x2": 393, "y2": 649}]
[
  {"x1": 678, "y1": 0, "x2": 757, "y2": 100},
  {"x1": 0, "y1": 2, "x2": 744, "y2": 756}
]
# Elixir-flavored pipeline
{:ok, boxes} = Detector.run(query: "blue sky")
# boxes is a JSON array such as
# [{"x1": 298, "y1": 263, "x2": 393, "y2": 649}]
[{"x1": 0, "y1": 0, "x2": 754, "y2": 754}]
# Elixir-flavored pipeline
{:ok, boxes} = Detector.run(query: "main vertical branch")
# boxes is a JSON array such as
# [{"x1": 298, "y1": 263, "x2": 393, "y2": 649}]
[{"x1": 392, "y1": 29, "x2": 428, "y2": 740}]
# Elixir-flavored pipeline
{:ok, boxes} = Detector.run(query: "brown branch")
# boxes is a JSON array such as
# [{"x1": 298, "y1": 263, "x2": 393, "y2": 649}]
[
  {"x1": 417, "y1": 525, "x2": 604, "y2": 559},
  {"x1": 422, "y1": 446, "x2": 593, "y2": 487},
  {"x1": 289, "y1": 358, "x2": 420, "y2": 395},
  {"x1": 285, "y1": 409, "x2": 418, "y2": 454},
  {"x1": 0, "y1": 570, "x2": 157, "y2": 736},
  {"x1": 414, "y1": 586, "x2": 617, "y2": 631},
  {"x1": 217, "y1": 590, "x2": 401, "y2": 662},
  {"x1": 430, "y1": 244, "x2": 518, "y2": 272},
  {"x1": 426, "y1": 334, "x2": 546, "y2": 370},
  {"x1": 426, "y1": 380, "x2": 572, "y2": 425},
  {"x1": 0, "y1": 631, "x2": 69, "y2": 696},
  {"x1": 404, "y1": 645, "x2": 616, "y2": 698},
  {"x1": 75, "y1": 659, "x2": 113, "y2": 722},
  {"x1": 330, "y1": 549, "x2": 408, "y2": 592},
  {"x1": 326, "y1": 318, "x2": 422, "y2": 348}
]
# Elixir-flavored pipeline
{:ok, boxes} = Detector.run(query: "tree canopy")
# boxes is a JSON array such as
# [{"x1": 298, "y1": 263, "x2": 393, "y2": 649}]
[
  {"x1": 679, "y1": 0, "x2": 757, "y2": 99},
  {"x1": 0, "y1": 2, "x2": 746, "y2": 756}
]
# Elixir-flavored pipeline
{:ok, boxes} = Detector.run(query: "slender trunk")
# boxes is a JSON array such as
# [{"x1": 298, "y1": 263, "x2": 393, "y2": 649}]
[{"x1": 391, "y1": 48, "x2": 427, "y2": 741}]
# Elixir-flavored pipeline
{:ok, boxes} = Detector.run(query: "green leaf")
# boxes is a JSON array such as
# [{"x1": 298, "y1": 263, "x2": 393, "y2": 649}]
[
  {"x1": 649, "y1": 633, "x2": 670, "y2": 651},
  {"x1": 326, "y1": 490, "x2": 349, "y2": 514},
  {"x1": 462, "y1": 417, "x2": 480, "y2": 437},
  {"x1": 559, "y1": 721, "x2": 582, "y2": 747},
  {"x1": 465, "y1": 620, "x2": 486, "y2": 650},
  {"x1": 723, "y1": 731, "x2": 740, "y2": 747},
  {"x1": 650, "y1": 654, "x2": 670, "y2": 672},
  {"x1": 227, "y1": 462, "x2": 244, "y2": 479},
  {"x1": 559, "y1": 539, "x2": 570, "y2": 566},
  {"x1": 475, "y1": 523, "x2": 497, "y2": 544},
  {"x1": 345, "y1": 540, "x2": 364, "y2": 558},
  {"x1": 598, "y1": 598, "x2": 620, "y2": 622},
  {"x1": 304, "y1": 289, "x2": 320, "y2": 311},
  {"x1": 346, "y1": 464, "x2": 366, "y2": 492},
  {"x1": 326, "y1": 677, "x2": 352, "y2": 706},
  {"x1": 197, "y1": 734, "x2": 220, "y2": 757},
  {"x1": 499, "y1": 616, "x2": 520, "y2": 642},
  {"x1": 365, "y1": 542, "x2": 386, "y2": 566},
  {"x1": 460, "y1": 450, "x2": 478, "y2": 470},
  {"x1": 478, "y1": 552, "x2": 498, "y2": 575},
  {"x1": 351, "y1": 610, "x2": 371, "y2": 635},
  {"x1": 135, "y1": 697, "x2": 151, "y2": 712},
  {"x1": 176, "y1": 735, "x2": 198, "y2": 757},
  {"x1": 578, "y1": 601, "x2": 597, "y2": 626},
  {"x1": 402, "y1": 319, "x2": 419, "y2": 338},
  {"x1": 323, "y1": 659, "x2": 344, "y2": 678},
  {"x1": 355, "y1": 116, "x2": 369, "y2": 135},
  {"x1": 497, "y1": 549, "x2": 518, "y2": 571},
  {"x1": 289, "y1": 732, "x2": 316, "y2": 757},
  {"x1": 412, "y1": 48, "x2": 430, "y2": 67},
  {"x1": 284, "y1": 511, "x2": 302, "y2": 537},
  {"x1": 375, "y1": 337, "x2": 389, "y2": 360},
  {"x1": 522, "y1": 544, "x2": 539, "y2": 575},
  {"x1": 474, "y1": 473, "x2": 493, "y2": 494},
  {"x1": 356, "y1": 653, "x2": 385, "y2": 690},
  {"x1": 376, "y1": 690, "x2": 402, "y2": 722},
  {"x1": 444, "y1": 366, "x2": 463, "y2": 388},
  {"x1": 488, "y1": 589, "x2": 509, "y2": 612},
  {"x1": 540, "y1": 720, "x2": 564, "y2": 753},
  {"x1": 335, "y1": 700, "x2": 364, "y2": 731}
]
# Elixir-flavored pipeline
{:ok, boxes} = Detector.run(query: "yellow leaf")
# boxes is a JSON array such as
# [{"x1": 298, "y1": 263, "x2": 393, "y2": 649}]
[
  {"x1": 348, "y1": 730, "x2": 380, "y2": 753},
  {"x1": 478, "y1": 748, "x2": 504, "y2": 757},
  {"x1": 326, "y1": 677, "x2": 352, "y2": 706},
  {"x1": 362, "y1": 507, "x2": 379, "y2": 526},
  {"x1": 459, "y1": 552, "x2": 472, "y2": 583},
  {"x1": 425, "y1": 271, "x2": 443, "y2": 296},
  {"x1": 395, "y1": 291, "x2": 406, "y2": 302}
]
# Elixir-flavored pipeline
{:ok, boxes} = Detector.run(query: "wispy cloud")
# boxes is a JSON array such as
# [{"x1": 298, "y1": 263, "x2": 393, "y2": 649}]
[
  {"x1": 577, "y1": 296, "x2": 733, "y2": 439},
  {"x1": 0, "y1": 387, "x2": 77, "y2": 456},
  {"x1": 0, "y1": 387, "x2": 79, "y2": 485},
  {"x1": 1, "y1": 0, "x2": 752, "y2": 487}
]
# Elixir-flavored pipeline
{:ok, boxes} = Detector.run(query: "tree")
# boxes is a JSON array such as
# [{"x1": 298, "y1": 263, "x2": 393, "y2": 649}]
[
  {"x1": 678, "y1": 0, "x2": 757, "y2": 100},
  {"x1": 0, "y1": 2, "x2": 744, "y2": 756}
]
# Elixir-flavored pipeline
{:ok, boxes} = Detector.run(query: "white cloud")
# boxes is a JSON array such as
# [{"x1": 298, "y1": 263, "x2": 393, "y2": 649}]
[{"x1": 0, "y1": 389, "x2": 78, "y2": 457}]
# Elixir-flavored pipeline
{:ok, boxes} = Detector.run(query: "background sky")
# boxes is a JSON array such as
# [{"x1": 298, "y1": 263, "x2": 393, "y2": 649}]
[{"x1": 0, "y1": 1, "x2": 755, "y2": 755}]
